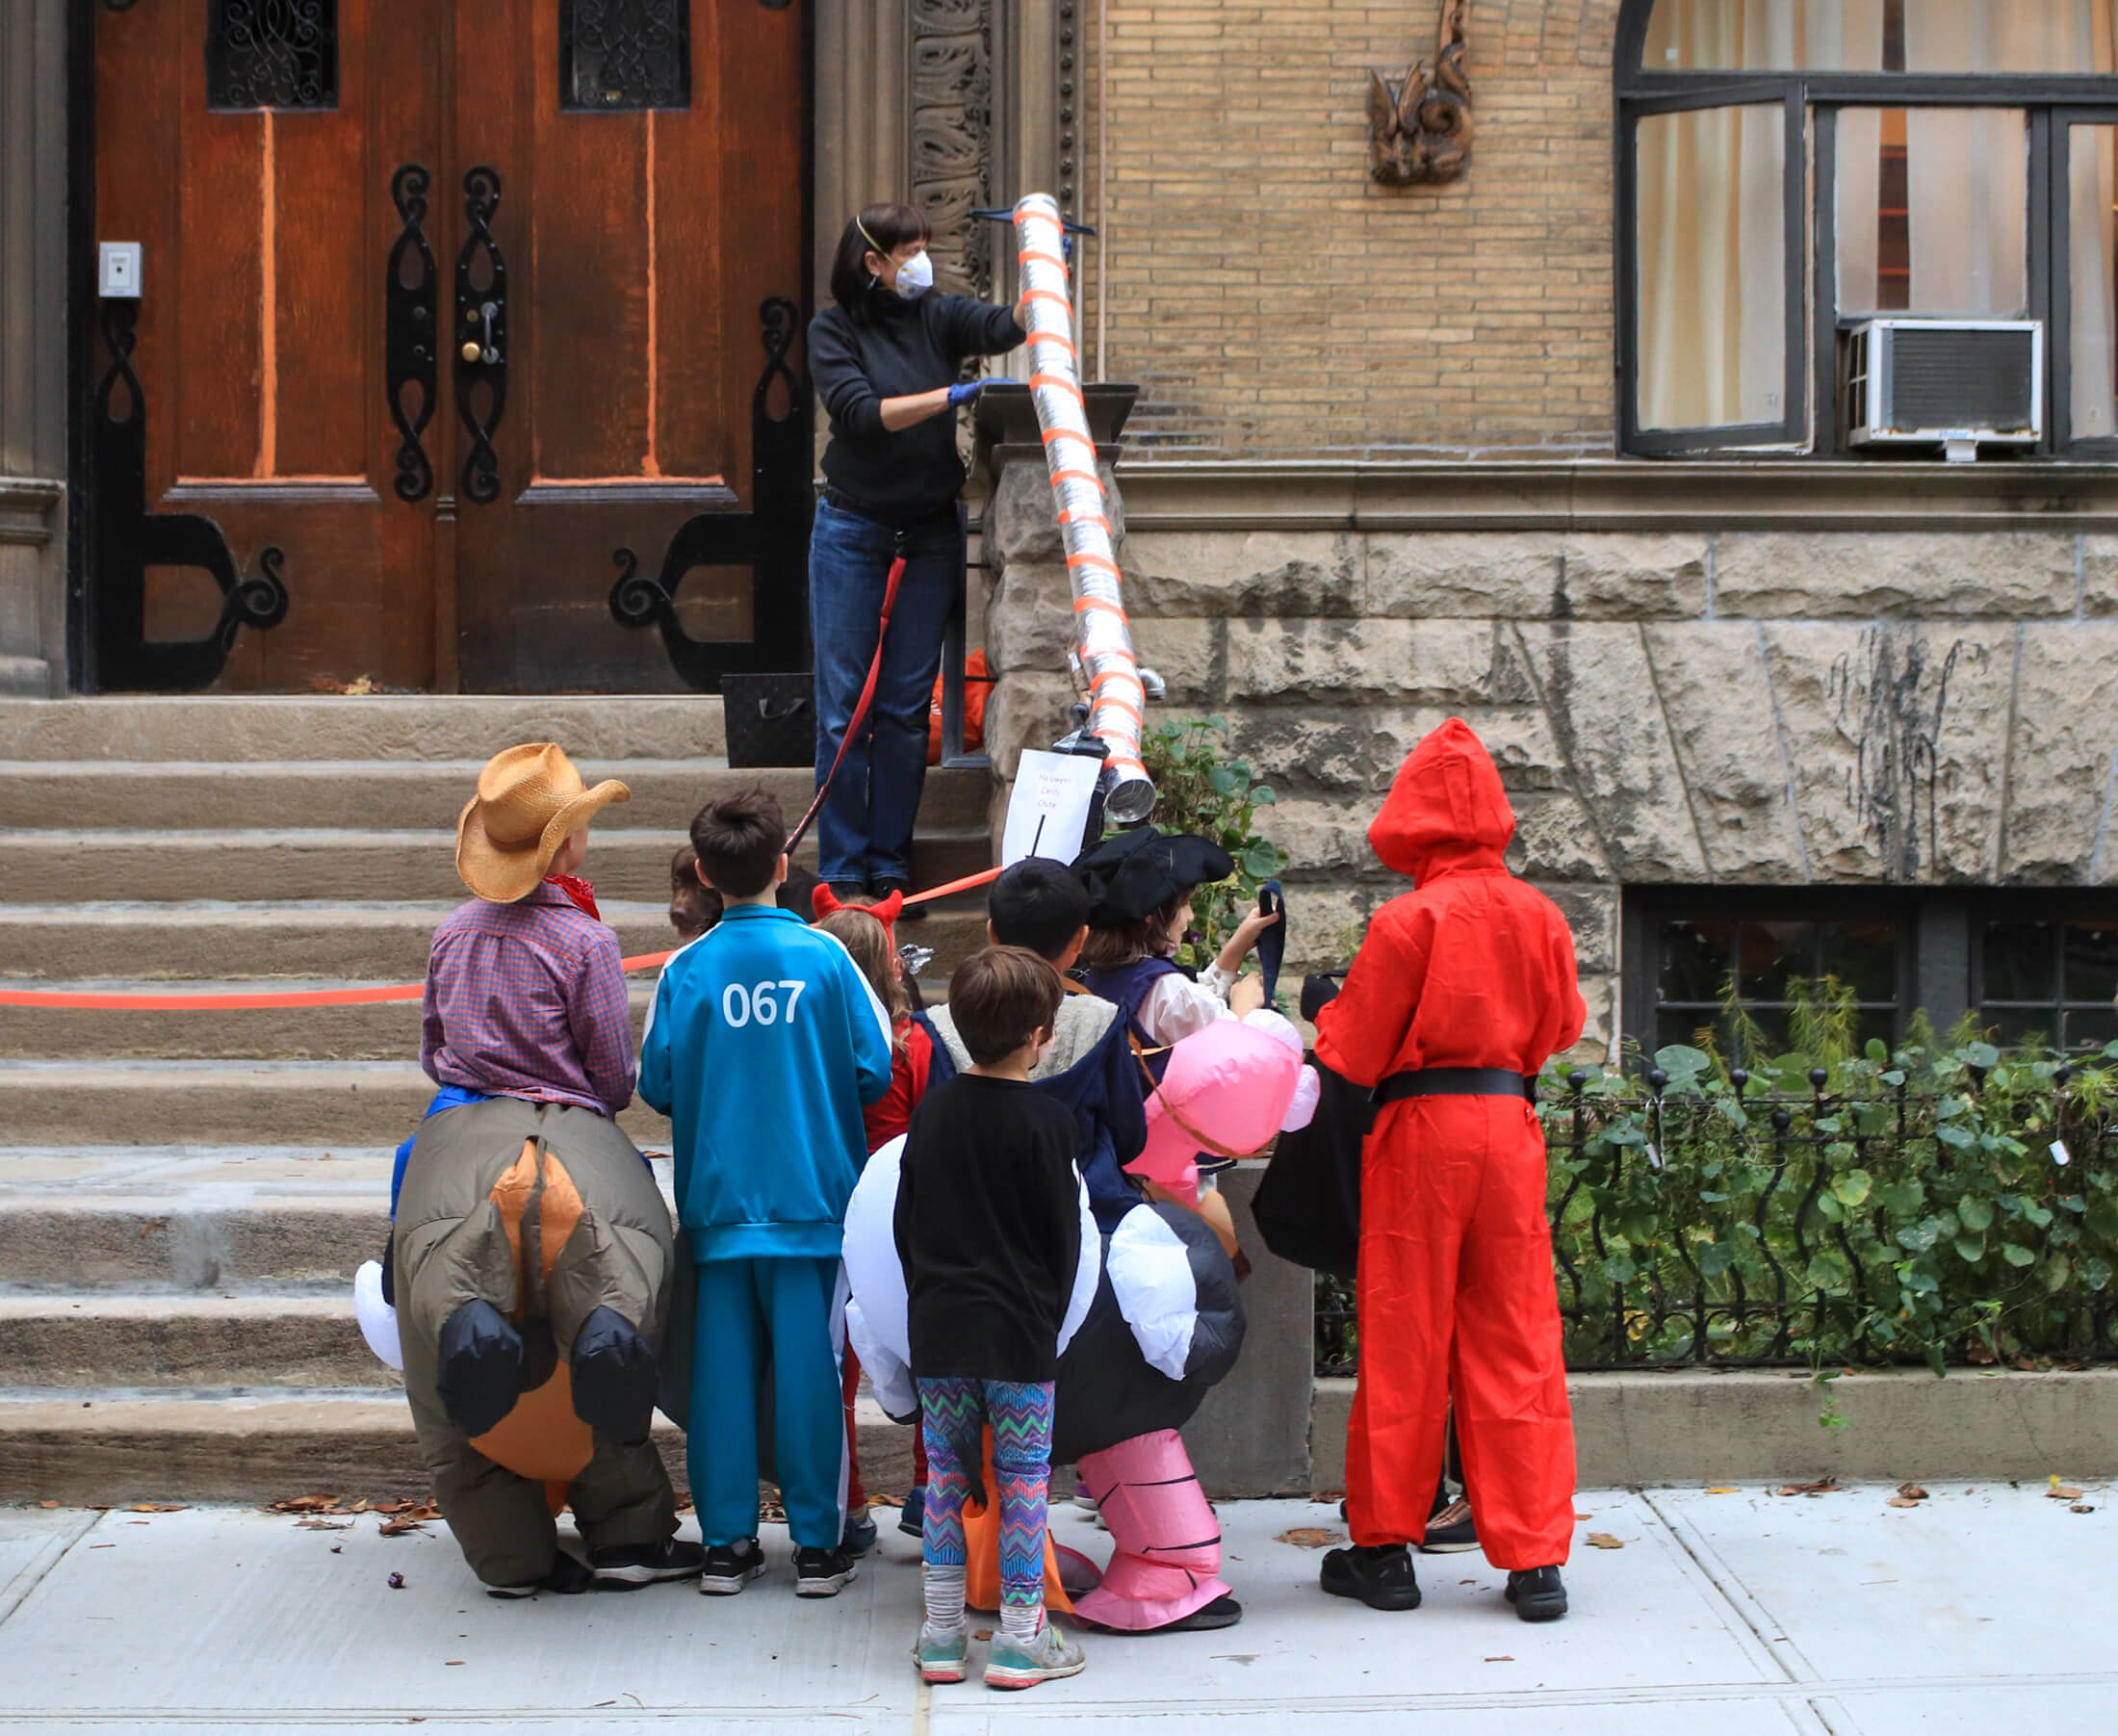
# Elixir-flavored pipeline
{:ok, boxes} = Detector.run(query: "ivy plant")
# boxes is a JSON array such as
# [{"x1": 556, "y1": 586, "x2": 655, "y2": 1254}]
[{"x1": 1131, "y1": 714, "x2": 1290, "y2": 968}]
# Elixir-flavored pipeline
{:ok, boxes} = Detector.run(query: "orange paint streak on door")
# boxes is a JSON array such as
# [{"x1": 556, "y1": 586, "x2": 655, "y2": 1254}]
[{"x1": 257, "y1": 111, "x2": 277, "y2": 478}]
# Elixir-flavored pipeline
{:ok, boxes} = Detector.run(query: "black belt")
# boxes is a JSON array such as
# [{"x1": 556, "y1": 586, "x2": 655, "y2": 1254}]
[
  {"x1": 822, "y1": 486, "x2": 957, "y2": 531},
  {"x1": 1372, "y1": 1068, "x2": 1536, "y2": 1106}
]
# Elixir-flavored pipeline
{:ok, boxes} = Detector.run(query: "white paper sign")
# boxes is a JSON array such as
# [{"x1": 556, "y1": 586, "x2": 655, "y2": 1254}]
[{"x1": 1002, "y1": 750, "x2": 1102, "y2": 867}]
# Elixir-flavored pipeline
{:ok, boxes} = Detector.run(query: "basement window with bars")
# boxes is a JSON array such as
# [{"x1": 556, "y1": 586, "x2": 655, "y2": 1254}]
[
  {"x1": 1625, "y1": 888, "x2": 2118, "y2": 1066},
  {"x1": 1615, "y1": 0, "x2": 2118, "y2": 455}
]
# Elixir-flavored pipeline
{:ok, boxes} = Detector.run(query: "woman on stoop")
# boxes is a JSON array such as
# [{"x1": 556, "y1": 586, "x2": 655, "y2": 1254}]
[
  {"x1": 807, "y1": 203, "x2": 1028, "y2": 917},
  {"x1": 896, "y1": 947, "x2": 1088, "y2": 1692}
]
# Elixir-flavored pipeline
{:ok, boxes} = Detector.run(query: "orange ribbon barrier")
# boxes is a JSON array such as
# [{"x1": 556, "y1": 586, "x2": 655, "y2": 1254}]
[{"x1": 0, "y1": 866, "x2": 1004, "y2": 1011}]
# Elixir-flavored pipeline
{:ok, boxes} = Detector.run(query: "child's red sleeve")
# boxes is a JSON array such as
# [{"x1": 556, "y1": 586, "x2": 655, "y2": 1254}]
[{"x1": 1312, "y1": 901, "x2": 1434, "y2": 1088}]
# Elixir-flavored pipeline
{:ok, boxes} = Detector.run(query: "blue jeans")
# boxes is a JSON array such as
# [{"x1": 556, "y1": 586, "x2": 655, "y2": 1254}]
[{"x1": 808, "y1": 499, "x2": 962, "y2": 888}]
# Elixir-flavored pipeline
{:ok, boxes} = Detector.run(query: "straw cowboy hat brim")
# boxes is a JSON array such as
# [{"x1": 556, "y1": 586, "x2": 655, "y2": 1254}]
[{"x1": 456, "y1": 743, "x2": 632, "y2": 903}]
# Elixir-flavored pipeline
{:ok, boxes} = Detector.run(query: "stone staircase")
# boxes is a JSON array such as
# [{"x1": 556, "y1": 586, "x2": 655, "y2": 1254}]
[{"x1": 0, "y1": 697, "x2": 987, "y2": 1502}]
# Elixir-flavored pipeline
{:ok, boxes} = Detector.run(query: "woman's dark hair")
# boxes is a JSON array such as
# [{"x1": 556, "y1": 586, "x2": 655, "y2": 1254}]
[
  {"x1": 1077, "y1": 891, "x2": 1190, "y2": 972},
  {"x1": 829, "y1": 202, "x2": 932, "y2": 314}
]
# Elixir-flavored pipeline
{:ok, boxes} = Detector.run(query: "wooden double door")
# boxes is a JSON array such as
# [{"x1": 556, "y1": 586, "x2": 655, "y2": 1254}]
[{"x1": 89, "y1": 0, "x2": 807, "y2": 692}]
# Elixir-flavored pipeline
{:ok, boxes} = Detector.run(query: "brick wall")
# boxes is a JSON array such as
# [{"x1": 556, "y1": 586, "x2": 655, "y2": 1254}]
[{"x1": 1082, "y1": 1, "x2": 1621, "y2": 457}]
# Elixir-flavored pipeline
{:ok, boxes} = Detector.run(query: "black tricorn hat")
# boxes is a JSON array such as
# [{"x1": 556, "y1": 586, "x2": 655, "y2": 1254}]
[{"x1": 1075, "y1": 825, "x2": 1235, "y2": 927}]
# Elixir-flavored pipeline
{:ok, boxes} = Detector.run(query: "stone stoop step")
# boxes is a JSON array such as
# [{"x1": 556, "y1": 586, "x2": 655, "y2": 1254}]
[{"x1": 0, "y1": 694, "x2": 994, "y2": 1505}]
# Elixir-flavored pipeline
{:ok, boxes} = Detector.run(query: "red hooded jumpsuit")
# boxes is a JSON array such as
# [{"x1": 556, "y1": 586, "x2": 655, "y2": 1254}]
[{"x1": 1314, "y1": 718, "x2": 1587, "y2": 1569}]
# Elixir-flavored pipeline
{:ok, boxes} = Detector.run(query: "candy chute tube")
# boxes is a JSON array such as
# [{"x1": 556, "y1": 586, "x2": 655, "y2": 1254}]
[{"x1": 1012, "y1": 193, "x2": 1155, "y2": 822}]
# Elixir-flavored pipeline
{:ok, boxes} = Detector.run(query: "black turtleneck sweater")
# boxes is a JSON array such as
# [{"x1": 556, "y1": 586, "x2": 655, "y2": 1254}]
[{"x1": 809, "y1": 291, "x2": 1023, "y2": 523}]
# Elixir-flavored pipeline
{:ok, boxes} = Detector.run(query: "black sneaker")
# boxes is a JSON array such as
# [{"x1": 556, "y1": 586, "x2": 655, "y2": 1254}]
[
  {"x1": 897, "y1": 1486, "x2": 926, "y2": 1538},
  {"x1": 1419, "y1": 1494, "x2": 1480, "y2": 1554},
  {"x1": 587, "y1": 1538, "x2": 707, "y2": 1591},
  {"x1": 698, "y1": 1538, "x2": 766, "y2": 1596},
  {"x1": 793, "y1": 1543, "x2": 858, "y2": 1597},
  {"x1": 874, "y1": 877, "x2": 927, "y2": 921},
  {"x1": 483, "y1": 1550, "x2": 594, "y2": 1600},
  {"x1": 1506, "y1": 1566, "x2": 1568, "y2": 1622},
  {"x1": 841, "y1": 1508, "x2": 879, "y2": 1558},
  {"x1": 1319, "y1": 1543, "x2": 1422, "y2": 1611}
]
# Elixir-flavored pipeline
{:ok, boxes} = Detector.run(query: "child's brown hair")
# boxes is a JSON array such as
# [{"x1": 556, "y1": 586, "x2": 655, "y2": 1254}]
[
  {"x1": 947, "y1": 946, "x2": 1064, "y2": 1067},
  {"x1": 815, "y1": 907, "x2": 908, "y2": 1051},
  {"x1": 689, "y1": 787, "x2": 784, "y2": 899},
  {"x1": 1076, "y1": 890, "x2": 1188, "y2": 972}
]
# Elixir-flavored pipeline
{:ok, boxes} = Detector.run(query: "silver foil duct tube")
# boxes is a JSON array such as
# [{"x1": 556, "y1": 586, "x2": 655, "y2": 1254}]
[{"x1": 1011, "y1": 193, "x2": 1155, "y2": 823}]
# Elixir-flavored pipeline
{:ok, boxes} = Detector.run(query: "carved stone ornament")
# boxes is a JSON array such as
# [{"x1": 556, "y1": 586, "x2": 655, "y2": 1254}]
[
  {"x1": 910, "y1": 0, "x2": 994, "y2": 299},
  {"x1": 1368, "y1": 1, "x2": 1474, "y2": 187}
]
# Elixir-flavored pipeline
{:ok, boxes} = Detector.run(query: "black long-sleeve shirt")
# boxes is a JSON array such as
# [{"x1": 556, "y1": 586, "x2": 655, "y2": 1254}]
[
  {"x1": 809, "y1": 292, "x2": 1022, "y2": 521},
  {"x1": 893, "y1": 1074, "x2": 1083, "y2": 1384}
]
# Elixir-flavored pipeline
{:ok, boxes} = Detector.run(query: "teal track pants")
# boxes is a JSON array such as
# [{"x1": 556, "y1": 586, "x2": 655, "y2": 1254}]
[{"x1": 687, "y1": 1256, "x2": 850, "y2": 1550}]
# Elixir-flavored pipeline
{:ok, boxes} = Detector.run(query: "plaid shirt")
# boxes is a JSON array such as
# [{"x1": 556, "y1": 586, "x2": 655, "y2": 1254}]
[{"x1": 421, "y1": 883, "x2": 635, "y2": 1117}]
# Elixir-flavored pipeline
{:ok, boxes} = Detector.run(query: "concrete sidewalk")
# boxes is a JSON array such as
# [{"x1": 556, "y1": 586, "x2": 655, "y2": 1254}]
[{"x1": 0, "y1": 1484, "x2": 2107, "y2": 1733}]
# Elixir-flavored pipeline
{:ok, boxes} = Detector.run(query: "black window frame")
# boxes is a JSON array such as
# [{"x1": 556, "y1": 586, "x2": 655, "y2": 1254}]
[
  {"x1": 1624, "y1": 885, "x2": 2118, "y2": 1064},
  {"x1": 1614, "y1": 0, "x2": 2118, "y2": 458}
]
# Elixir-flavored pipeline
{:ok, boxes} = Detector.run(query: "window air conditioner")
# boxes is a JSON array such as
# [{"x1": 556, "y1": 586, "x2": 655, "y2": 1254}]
[{"x1": 1845, "y1": 319, "x2": 2041, "y2": 461}]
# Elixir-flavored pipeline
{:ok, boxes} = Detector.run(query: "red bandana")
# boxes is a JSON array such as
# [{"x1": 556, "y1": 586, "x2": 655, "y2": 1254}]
[{"x1": 545, "y1": 873, "x2": 601, "y2": 921}]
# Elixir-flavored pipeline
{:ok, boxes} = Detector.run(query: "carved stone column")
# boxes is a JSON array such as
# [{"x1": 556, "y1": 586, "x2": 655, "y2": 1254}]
[
  {"x1": 0, "y1": 0, "x2": 69, "y2": 694},
  {"x1": 812, "y1": 0, "x2": 1070, "y2": 314}
]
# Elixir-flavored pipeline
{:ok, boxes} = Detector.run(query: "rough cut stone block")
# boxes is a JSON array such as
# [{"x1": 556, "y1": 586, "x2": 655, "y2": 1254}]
[
  {"x1": 1128, "y1": 616, "x2": 1220, "y2": 706},
  {"x1": 1544, "y1": 884, "x2": 1617, "y2": 975},
  {"x1": 986, "y1": 457, "x2": 1124, "y2": 572},
  {"x1": 1715, "y1": 532, "x2": 2075, "y2": 618},
  {"x1": 1572, "y1": 972, "x2": 1620, "y2": 1066},
  {"x1": 1762, "y1": 624, "x2": 2012, "y2": 882},
  {"x1": 1509, "y1": 792, "x2": 1612, "y2": 882},
  {"x1": 2080, "y1": 533, "x2": 2118, "y2": 616},
  {"x1": 1229, "y1": 705, "x2": 1570, "y2": 799},
  {"x1": 981, "y1": 671, "x2": 1079, "y2": 781},
  {"x1": 1642, "y1": 623, "x2": 1807, "y2": 880},
  {"x1": 1522, "y1": 623, "x2": 1709, "y2": 880},
  {"x1": 1124, "y1": 531, "x2": 1360, "y2": 618},
  {"x1": 1277, "y1": 877, "x2": 1385, "y2": 976},
  {"x1": 2003, "y1": 625, "x2": 2118, "y2": 884},
  {"x1": 1366, "y1": 531, "x2": 1562, "y2": 618},
  {"x1": 1263, "y1": 798, "x2": 1382, "y2": 880},
  {"x1": 1561, "y1": 534, "x2": 1710, "y2": 619},
  {"x1": 984, "y1": 562, "x2": 1076, "y2": 676},
  {"x1": 1375, "y1": 706, "x2": 1574, "y2": 794},
  {"x1": 1225, "y1": 617, "x2": 1501, "y2": 706}
]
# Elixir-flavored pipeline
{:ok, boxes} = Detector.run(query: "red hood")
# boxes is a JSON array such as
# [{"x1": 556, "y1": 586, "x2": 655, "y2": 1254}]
[{"x1": 1368, "y1": 717, "x2": 1515, "y2": 881}]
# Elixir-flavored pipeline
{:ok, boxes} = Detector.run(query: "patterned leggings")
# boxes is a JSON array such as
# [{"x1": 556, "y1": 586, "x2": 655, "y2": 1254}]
[{"x1": 917, "y1": 1376, "x2": 1055, "y2": 1615}]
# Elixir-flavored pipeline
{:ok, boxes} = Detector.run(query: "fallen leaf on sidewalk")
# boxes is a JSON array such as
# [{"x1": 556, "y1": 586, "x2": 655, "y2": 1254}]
[
  {"x1": 1275, "y1": 1528, "x2": 1345, "y2": 1548},
  {"x1": 2048, "y1": 1485, "x2": 2085, "y2": 1501},
  {"x1": 1484, "y1": 1656, "x2": 1514, "y2": 1663},
  {"x1": 1887, "y1": 1496, "x2": 1921, "y2": 1508},
  {"x1": 1776, "y1": 1477, "x2": 1842, "y2": 1497},
  {"x1": 444, "y1": 1661, "x2": 464, "y2": 1667},
  {"x1": 269, "y1": 1494, "x2": 343, "y2": 1514},
  {"x1": 297, "y1": 1518, "x2": 352, "y2": 1531},
  {"x1": 1704, "y1": 1487, "x2": 1740, "y2": 1494},
  {"x1": 377, "y1": 1517, "x2": 428, "y2": 1538},
  {"x1": 1586, "y1": 1533, "x2": 1625, "y2": 1549},
  {"x1": 36, "y1": 1500, "x2": 57, "y2": 1510},
  {"x1": 127, "y1": 1503, "x2": 186, "y2": 1514},
  {"x1": 1895, "y1": 1483, "x2": 1929, "y2": 1501},
  {"x1": 2071, "y1": 1504, "x2": 2096, "y2": 1515}
]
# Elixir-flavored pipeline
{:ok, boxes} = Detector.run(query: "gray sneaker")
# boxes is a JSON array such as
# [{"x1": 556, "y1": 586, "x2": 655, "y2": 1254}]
[{"x1": 984, "y1": 1620, "x2": 1086, "y2": 1691}]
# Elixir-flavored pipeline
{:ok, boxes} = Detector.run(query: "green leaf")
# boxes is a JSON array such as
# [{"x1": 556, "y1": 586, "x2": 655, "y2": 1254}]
[
  {"x1": 2085, "y1": 1256, "x2": 2114, "y2": 1293},
  {"x1": 1250, "y1": 785, "x2": 1277, "y2": 805},
  {"x1": 1654, "y1": 1045, "x2": 1711, "y2": 1083},
  {"x1": 2042, "y1": 1253, "x2": 2072, "y2": 1293},
  {"x1": 1715, "y1": 1096, "x2": 1749, "y2": 1131},
  {"x1": 1896, "y1": 1216, "x2": 1943, "y2": 1254},
  {"x1": 1829, "y1": 1170, "x2": 1873, "y2": 1207},
  {"x1": 1965, "y1": 1042, "x2": 2002, "y2": 1070},
  {"x1": 1956, "y1": 1195, "x2": 1996, "y2": 1233},
  {"x1": 1697, "y1": 1241, "x2": 1735, "y2": 1279},
  {"x1": 1927, "y1": 1343, "x2": 1949, "y2": 1379},
  {"x1": 1601, "y1": 1255, "x2": 1639, "y2": 1283},
  {"x1": 2002, "y1": 1242, "x2": 2037, "y2": 1268},
  {"x1": 2022, "y1": 1202, "x2": 2054, "y2": 1230},
  {"x1": 1952, "y1": 1233, "x2": 1986, "y2": 1264},
  {"x1": 1878, "y1": 1179, "x2": 1925, "y2": 1216},
  {"x1": 1935, "y1": 1123, "x2": 1976, "y2": 1151},
  {"x1": 1241, "y1": 843, "x2": 1282, "y2": 879},
  {"x1": 2085, "y1": 1196, "x2": 2118, "y2": 1241}
]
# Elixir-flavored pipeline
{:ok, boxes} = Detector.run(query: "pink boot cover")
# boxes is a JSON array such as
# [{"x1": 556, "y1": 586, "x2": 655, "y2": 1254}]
[{"x1": 1068, "y1": 1429, "x2": 1232, "y2": 1632}]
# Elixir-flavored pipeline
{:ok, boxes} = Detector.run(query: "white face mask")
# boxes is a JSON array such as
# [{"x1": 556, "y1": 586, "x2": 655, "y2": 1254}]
[{"x1": 891, "y1": 249, "x2": 936, "y2": 299}]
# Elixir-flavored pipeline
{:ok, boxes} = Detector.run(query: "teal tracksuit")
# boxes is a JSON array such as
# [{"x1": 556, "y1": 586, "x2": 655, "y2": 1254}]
[{"x1": 639, "y1": 902, "x2": 893, "y2": 1547}]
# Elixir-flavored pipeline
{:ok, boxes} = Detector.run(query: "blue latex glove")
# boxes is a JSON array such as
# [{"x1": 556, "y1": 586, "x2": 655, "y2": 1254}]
[{"x1": 947, "y1": 380, "x2": 980, "y2": 408}]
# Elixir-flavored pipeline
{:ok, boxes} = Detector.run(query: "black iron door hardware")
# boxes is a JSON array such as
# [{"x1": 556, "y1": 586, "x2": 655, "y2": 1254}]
[
  {"x1": 385, "y1": 163, "x2": 439, "y2": 503},
  {"x1": 90, "y1": 301, "x2": 291, "y2": 690},
  {"x1": 453, "y1": 166, "x2": 507, "y2": 505},
  {"x1": 607, "y1": 296, "x2": 809, "y2": 688}
]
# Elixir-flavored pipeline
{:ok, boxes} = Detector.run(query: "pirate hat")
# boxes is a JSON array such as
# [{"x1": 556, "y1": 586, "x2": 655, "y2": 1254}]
[{"x1": 1075, "y1": 825, "x2": 1234, "y2": 928}]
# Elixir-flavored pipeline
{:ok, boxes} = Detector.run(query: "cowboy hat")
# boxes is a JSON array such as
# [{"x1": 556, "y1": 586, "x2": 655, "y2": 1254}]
[
  {"x1": 1075, "y1": 825, "x2": 1234, "y2": 928},
  {"x1": 456, "y1": 743, "x2": 631, "y2": 903}
]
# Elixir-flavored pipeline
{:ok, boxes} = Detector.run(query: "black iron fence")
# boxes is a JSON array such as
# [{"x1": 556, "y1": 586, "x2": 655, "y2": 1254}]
[{"x1": 1314, "y1": 1049, "x2": 2118, "y2": 1380}]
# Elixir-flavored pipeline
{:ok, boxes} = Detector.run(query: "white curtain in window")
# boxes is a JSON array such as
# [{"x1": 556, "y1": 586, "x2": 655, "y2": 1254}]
[
  {"x1": 2069, "y1": 127, "x2": 2118, "y2": 437},
  {"x1": 1900, "y1": 0, "x2": 2116, "y2": 73},
  {"x1": 1644, "y1": 0, "x2": 2114, "y2": 67}
]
